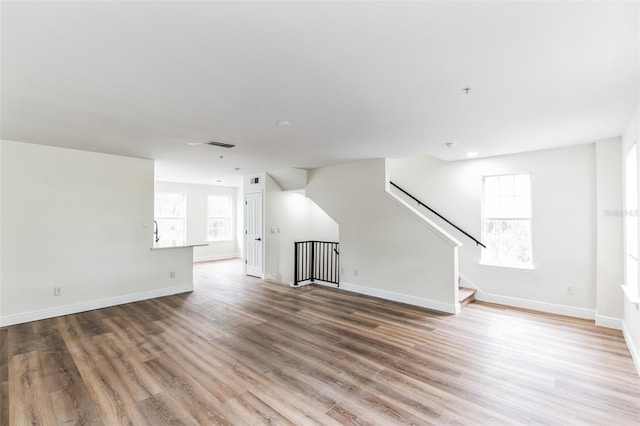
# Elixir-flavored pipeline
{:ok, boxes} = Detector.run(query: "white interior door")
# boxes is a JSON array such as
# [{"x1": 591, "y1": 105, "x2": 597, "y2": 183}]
[{"x1": 245, "y1": 192, "x2": 263, "y2": 278}]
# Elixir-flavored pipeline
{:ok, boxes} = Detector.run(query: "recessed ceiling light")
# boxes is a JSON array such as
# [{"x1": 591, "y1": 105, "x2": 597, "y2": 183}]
[
  {"x1": 276, "y1": 120, "x2": 291, "y2": 127},
  {"x1": 467, "y1": 151, "x2": 479, "y2": 158},
  {"x1": 216, "y1": 179, "x2": 224, "y2": 183},
  {"x1": 446, "y1": 142, "x2": 456, "y2": 148},
  {"x1": 234, "y1": 167, "x2": 241, "y2": 172}
]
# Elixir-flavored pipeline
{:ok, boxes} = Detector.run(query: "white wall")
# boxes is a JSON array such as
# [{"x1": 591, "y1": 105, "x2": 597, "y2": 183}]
[
  {"x1": 155, "y1": 181, "x2": 241, "y2": 262},
  {"x1": 236, "y1": 186, "x2": 244, "y2": 259},
  {"x1": 264, "y1": 174, "x2": 339, "y2": 284},
  {"x1": 0, "y1": 141, "x2": 2, "y2": 308},
  {"x1": 595, "y1": 138, "x2": 624, "y2": 327},
  {"x1": 0, "y1": 141, "x2": 193, "y2": 326},
  {"x1": 241, "y1": 171, "x2": 339, "y2": 284},
  {"x1": 622, "y1": 103, "x2": 640, "y2": 374},
  {"x1": 390, "y1": 145, "x2": 599, "y2": 319},
  {"x1": 307, "y1": 159, "x2": 460, "y2": 313}
]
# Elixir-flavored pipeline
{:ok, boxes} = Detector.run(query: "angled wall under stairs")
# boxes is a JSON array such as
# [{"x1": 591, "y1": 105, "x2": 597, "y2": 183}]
[{"x1": 306, "y1": 158, "x2": 461, "y2": 313}]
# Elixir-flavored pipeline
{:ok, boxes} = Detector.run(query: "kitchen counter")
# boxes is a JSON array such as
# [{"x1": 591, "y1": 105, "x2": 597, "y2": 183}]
[{"x1": 151, "y1": 243, "x2": 208, "y2": 250}]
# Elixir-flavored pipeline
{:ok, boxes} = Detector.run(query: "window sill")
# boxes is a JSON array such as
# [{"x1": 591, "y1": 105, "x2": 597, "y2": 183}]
[
  {"x1": 622, "y1": 284, "x2": 640, "y2": 308},
  {"x1": 479, "y1": 262, "x2": 535, "y2": 272}
]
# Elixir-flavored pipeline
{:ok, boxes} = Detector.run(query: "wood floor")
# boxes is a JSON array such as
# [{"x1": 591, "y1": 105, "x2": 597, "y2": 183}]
[{"x1": 1, "y1": 259, "x2": 639, "y2": 425}]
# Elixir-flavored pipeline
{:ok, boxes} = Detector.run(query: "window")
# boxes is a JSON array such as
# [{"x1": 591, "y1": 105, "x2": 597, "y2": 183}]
[
  {"x1": 481, "y1": 173, "x2": 532, "y2": 268},
  {"x1": 154, "y1": 193, "x2": 186, "y2": 246},
  {"x1": 208, "y1": 195, "x2": 232, "y2": 241}
]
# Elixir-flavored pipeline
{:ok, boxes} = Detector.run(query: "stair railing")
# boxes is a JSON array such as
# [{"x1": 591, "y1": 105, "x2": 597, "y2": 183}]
[
  {"x1": 389, "y1": 181, "x2": 486, "y2": 248},
  {"x1": 294, "y1": 241, "x2": 340, "y2": 286}
]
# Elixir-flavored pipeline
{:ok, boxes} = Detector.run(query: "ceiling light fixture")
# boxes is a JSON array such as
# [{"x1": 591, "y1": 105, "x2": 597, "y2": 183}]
[
  {"x1": 276, "y1": 120, "x2": 291, "y2": 127},
  {"x1": 446, "y1": 142, "x2": 456, "y2": 148},
  {"x1": 467, "y1": 151, "x2": 479, "y2": 158}
]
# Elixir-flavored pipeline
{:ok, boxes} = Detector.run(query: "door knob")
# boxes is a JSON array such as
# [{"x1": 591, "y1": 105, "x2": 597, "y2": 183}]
[{"x1": 255, "y1": 237, "x2": 262, "y2": 241}]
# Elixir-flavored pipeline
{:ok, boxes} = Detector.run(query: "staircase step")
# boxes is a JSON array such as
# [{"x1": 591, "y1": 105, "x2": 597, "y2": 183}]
[{"x1": 459, "y1": 287, "x2": 476, "y2": 307}]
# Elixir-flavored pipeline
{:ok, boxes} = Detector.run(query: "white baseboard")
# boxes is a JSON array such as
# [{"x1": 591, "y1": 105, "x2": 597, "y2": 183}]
[
  {"x1": 475, "y1": 292, "x2": 595, "y2": 320},
  {"x1": 193, "y1": 254, "x2": 238, "y2": 263},
  {"x1": 459, "y1": 273, "x2": 620, "y2": 326},
  {"x1": 595, "y1": 314, "x2": 623, "y2": 330},
  {"x1": 290, "y1": 280, "x2": 339, "y2": 288},
  {"x1": 340, "y1": 281, "x2": 458, "y2": 314},
  {"x1": 622, "y1": 321, "x2": 640, "y2": 376},
  {"x1": 263, "y1": 274, "x2": 282, "y2": 283},
  {"x1": 0, "y1": 283, "x2": 194, "y2": 327}
]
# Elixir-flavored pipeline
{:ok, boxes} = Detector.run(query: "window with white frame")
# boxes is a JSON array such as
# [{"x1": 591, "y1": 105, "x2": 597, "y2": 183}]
[
  {"x1": 208, "y1": 195, "x2": 232, "y2": 242},
  {"x1": 625, "y1": 144, "x2": 638, "y2": 293},
  {"x1": 154, "y1": 193, "x2": 186, "y2": 246},
  {"x1": 481, "y1": 173, "x2": 533, "y2": 268}
]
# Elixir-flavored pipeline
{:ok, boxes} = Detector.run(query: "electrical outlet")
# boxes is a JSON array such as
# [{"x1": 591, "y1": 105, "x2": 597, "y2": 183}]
[
  {"x1": 53, "y1": 287, "x2": 62, "y2": 296},
  {"x1": 169, "y1": 271, "x2": 176, "y2": 279},
  {"x1": 566, "y1": 286, "x2": 574, "y2": 295}
]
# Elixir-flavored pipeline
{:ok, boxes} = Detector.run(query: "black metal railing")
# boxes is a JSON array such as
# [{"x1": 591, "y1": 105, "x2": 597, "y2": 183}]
[
  {"x1": 389, "y1": 181, "x2": 486, "y2": 248},
  {"x1": 294, "y1": 241, "x2": 340, "y2": 286}
]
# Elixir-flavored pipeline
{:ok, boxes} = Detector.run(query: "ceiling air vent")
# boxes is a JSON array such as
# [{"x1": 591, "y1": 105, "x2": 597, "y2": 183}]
[{"x1": 206, "y1": 140, "x2": 236, "y2": 149}]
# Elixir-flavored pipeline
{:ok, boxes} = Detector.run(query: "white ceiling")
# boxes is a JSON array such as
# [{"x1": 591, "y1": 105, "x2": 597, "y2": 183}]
[{"x1": 2, "y1": 1, "x2": 638, "y2": 187}]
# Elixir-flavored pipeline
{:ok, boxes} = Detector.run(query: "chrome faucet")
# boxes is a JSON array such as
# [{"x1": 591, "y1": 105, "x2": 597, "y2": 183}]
[{"x1": 153, "y1": 220, "x2": 160, "y2": 243}]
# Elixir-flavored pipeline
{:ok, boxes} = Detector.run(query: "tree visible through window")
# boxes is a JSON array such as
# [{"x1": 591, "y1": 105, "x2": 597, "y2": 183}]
[
  {"x1": 154, "y1": 193, "x2": 186, "y2": 246},
  {"x1": 208, "y1": 195, "x2": 232, "y2": 241},
  {"x1": 482, "y1": 173, "x2": 532, "y2": 268}
]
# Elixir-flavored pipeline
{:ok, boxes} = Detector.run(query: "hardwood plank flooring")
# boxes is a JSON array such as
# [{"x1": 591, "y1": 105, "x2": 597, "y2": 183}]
[{"x1": 2, "y1": 259, "x2": 640, "y2": 425}]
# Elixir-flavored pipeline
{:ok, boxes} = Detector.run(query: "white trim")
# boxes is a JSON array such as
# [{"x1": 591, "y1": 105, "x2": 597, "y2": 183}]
[
  {"x1": 459, "y1": 273, "x2": 600, "y2": 321},
  {"x1": 622, "y1": 321, "x2": 640, "y2": 376},
  {"x1": 207, "y1": 194, "x2": 234, "y2": 242},
  {"x1": 340, "y1": 281, "x2": 458, "y2": 314},
  {"x1": 479, "y1": 262, "x2": 535, "y2": 271},
  {"x1": 622, "y1": 284, "x2": 640, "y2": 307},
  {"x1": 384, "y1": 188, "x2": 463, "y2": 248},
  {"x1": 0, "y1": 283, "x2": 194, "y2": 327},
  {"x1": 263, "y1": 274, "x2": 282, "y2": 283},
  {"x1": 193, "y1": 254, "x2": 239, "y2": 263},
  {"x1": 289, "y1": 280, "x2": 339, "y2": 288},
  {"x1": 595, "y1": 315, "x2": 623, "y2": 330},
  {"x1": 481, "y1": 173, "x2": 533, "y2": 269},
  {"x1": 474, "y1": 292, "x2": 595, "y2": 320}
]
